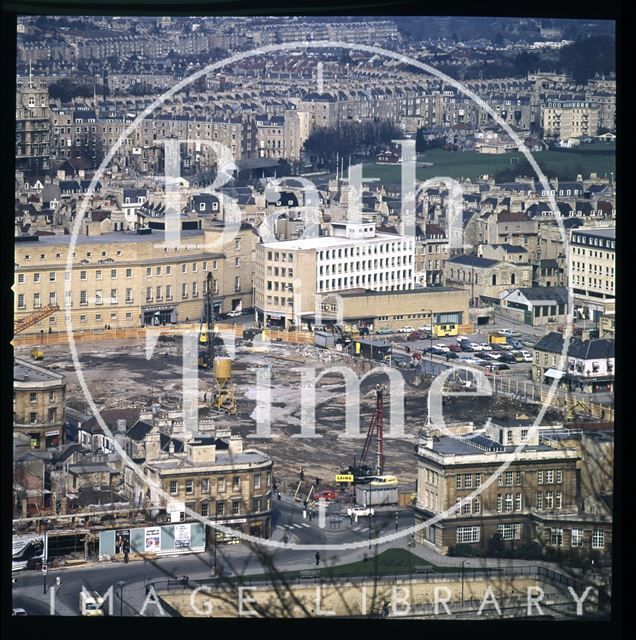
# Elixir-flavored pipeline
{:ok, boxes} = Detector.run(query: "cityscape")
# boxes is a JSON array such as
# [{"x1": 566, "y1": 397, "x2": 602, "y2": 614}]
[{"x1": 11, "y1": 14, "x2": 615, "y2": 620}]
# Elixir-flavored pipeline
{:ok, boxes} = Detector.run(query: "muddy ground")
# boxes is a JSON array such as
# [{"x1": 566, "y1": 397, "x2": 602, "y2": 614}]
[{"x1": 14, "y1": 338, "x2": 562, "y2": 488}]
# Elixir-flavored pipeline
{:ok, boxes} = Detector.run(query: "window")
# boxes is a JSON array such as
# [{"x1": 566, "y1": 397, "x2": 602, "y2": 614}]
[
  {"x1": 546, "y1": 470, "x2": 554, "y2": 484},
  {"x1": 80, "y1": 291, "x2": 87, "y2": 305},
  {"x1": 515, "y1": 471, "x2": 522, "y2": 485},
  {"x1": 556, "y1": 469, "x2": 563, "y2": 483},
  {"x1": 497, "y1": 524, "x2": 521, "y2": 540},
  {"x1": 550, "y1": 528, "x2": 563, "y2": 546},
  {"x1": 49, "y1": 272, "x2": 56, "y2": 282},
  {"x1": 95, "y1": 290, "x2": 103, "y2": 305},
  {"x1": 235, "y1": 238, "x2": 241, "y2": 251},
  {"x1": 17, "y1": 273, "x2": 24, "y2": 284},
  {"x1": 217, "y1": 478, "x2": 226, "y2": 493},
  {"x1": 515, "y1": 493, "x2": 522, "y2": 511},
  {"x1": 30, "y1": 392, "x2": 37, "y2": 403},
  {"x1": 17, "y1": 293, "x2": 25, "y2": 309},
  {"x1": 110, "y1": 289, "x2": 118, "y2": 304},
  {"x1": 232, "y1": 500, "x2": 241, "y2": 515},
  {"x1": 192, "y1": 263, "x2": 198, "y2": 273},
  {"x1": 556, "y1": 491, "x2": 562, "y2": 509},
  {"x1": 473, "y1": 498, "x2": 481, "y2": 513},
  {"x1": 253, "y1": 498, "x2": 262, "y2": 512},
  {"x1": 537, "y1": 491, "x2": 543, "y2": 510},
  {"x1": 170, "y1": 481, "x2": 178, "y2": 495},
  {"x1": 254, "y1": 474, "x2": 261, "y2": 490},
  {"x1": 200, "y1": 502, "x2": 209, "y2": 517},
  {"x1": 182, "y1": 264, "x2": 187, "y2": 273},
  {"x1": 462, "y1": 499, "x2": 472, "y2": 514},
  {"x1": 505, "y1": 471, "x2": 513, "y2": 486},
  {"x1": 146, "y1": 267, "x2": 152, "y2": 277},
  {"x1": 463, "y1": 474, "x2": 472, "y2": 489},
  {"x1": 201, "y1": 479, "x2": 210, "y2": 493},
  {"x1": 520, "y1": 429, "x2": 529, "y2": 441},
  {"x1": 156, "y1": 266, "x2": 162, "y2": 276},
  {"x1": 456, "y1": 475, "x2": 462, "y2": 489},
  {"x1": 234, "y1": 276, "x2": 241, "y2": 292},
  {"x1": 111, "y1": 269, "x2": 117, "y2": 279},
  {"x1": 166, "y1": 285, "x2": 172, "y2": 300},
  {"x1": 496, "y1": 473, "x2": 503, "y2": 487},
  {"x1": 571, "y1": 528, "x2": 584, "y2": 547},
  {"x1": 216, "y1": 502, "x2": 225, "y2": 516},
  {"x1": 537, "y1": 470, "x2": 544, "y2": 484},
  {"x1": 232, "y1": 476, "x2": 240, "y2": 491},
  {"x1": 545, "y1": 490, "x2": 553, "y2": 509},
  {"x1": 181, "y1": 283, "x2": 188, "y2": 298},
  {"x1": 125, "y1": 288, "x2": 133, "y2": 303},
  {"x1": 30, "y1": 412, "x2": 38, "y2": 424},
  {"x1": 166, "y1": 266, "x2": 172, "y2": 276},
  {"x1": 456, "y1": 526, "x2": 480, "y2": 543},
  {"x1": 185, "y1": 480, "x2": 194, "y2": 495},
  {"x1": 497, "y1": 494, "x2": 503, "y2": 512},
  {"x1": 474, "y1": 474, "x2": 481, "y2": 487},
  {"x1": 234, "y1": 257, "x2": 240, "y2": 268},
  {"x1": 192, "y1": 282, "x2": 198, "y2": 297},
  {"x1": 505, "y1": 493, "x2": 513, "y2": 512},
  {"x1": 126, "y1": 268, "x2": 132, "y2": 278}
]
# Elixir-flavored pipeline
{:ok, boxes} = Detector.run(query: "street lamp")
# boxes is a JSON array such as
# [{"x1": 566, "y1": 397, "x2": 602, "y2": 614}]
[
  {"x1": 368, "y1": 512, "x2": 373, "y2": 549},
  {"x1": 420, "y1": 308, "x2": 434, "y2": 373},
  {"x1": 461, "y1": 559, "x2": 471, "y2": 607},
  {"x1": 116, "y1": 580, "x2": 126, "y2": 617}
]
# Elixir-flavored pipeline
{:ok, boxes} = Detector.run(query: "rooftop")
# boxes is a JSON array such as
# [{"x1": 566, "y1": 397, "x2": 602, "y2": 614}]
[
  {"x1": 14, "y1": 358, "x2": 64, "y2": 383},
  {"x1": 261, "y1": 231, "x2": 411, "y2": 251}
]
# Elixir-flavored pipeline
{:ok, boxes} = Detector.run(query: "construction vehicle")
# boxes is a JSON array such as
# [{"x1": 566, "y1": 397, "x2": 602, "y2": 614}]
[
  {"x1": 211, "y1": 357, "x2": 237, "y2": 415},
  {"x1": 14, "y1": 304, "x2": 59, "y2": 336},
  {"x1": 198, "y1": 272, "x2": 216, "y2": 370},
  {"x1": 488, "y1": 331, "x2": 508, "y2": 345},
  {"x1": 79, "y1": 589, "x2": 105, "y2": 616},
  {"x1": 340, "y1": 385, "x2": 400, "y2": 506},
  {"x1": 31, "y1": 346, "x2": 44, "y2": 360}
]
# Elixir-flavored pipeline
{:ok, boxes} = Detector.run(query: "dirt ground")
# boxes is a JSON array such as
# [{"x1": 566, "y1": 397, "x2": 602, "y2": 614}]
[{"x1": 14, "y1": 338, "x2": 562, "y2": 488}]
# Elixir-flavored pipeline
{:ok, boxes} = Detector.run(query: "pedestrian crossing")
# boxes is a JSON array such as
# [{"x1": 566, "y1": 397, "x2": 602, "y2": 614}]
[{"x1": 279, "y1": 522, "x2": 312, "y2": 530}]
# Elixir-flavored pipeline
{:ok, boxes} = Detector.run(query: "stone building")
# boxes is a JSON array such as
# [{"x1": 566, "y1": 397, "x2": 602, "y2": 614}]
[
  {"x1": 13, "y1": 358, "x2": 67, "y2": 449},
  {"x1": 16, "y1": 80, "x2": 50, "y2": 173},
  {"x1": 413, "y1": 418, "x2": 613, "y2": 558},
  {"x1": 123, "y1": 414, "x2": 273, "y2": 542},
  {"x1": 14, "y1": 223, "x2": 256, "y2": 333}
]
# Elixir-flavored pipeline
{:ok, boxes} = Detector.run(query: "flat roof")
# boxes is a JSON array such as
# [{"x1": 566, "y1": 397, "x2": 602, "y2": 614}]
[
  {"x1": 14, "y1": 359, "x2": 64, "y2": 383},
  {"x1": 261, "y1": 232, "x2": 412, "y2": 251},
  {"x1": 16, "y1": 229, "x2": 206, "y2": 247}
]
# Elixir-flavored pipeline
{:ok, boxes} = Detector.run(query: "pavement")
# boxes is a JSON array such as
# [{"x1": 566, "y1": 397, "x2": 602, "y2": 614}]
[{"x1": 12, "y1": 494, "x2": 579, "y2": 618}]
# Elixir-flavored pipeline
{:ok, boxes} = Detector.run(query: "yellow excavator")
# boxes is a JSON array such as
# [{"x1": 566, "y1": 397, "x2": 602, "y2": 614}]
[{"x1": 14, "y1": 304, "x2": 60, "y2": 360}]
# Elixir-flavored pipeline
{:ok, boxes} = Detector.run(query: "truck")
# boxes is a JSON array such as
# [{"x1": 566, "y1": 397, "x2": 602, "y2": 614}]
[
  {"x1": 80, "y1": 590, "x2": 105, "y2": 616},
  {"x1": 488, "y1": 332, "x2": 508, "y2": 345},
  {"x1": 31, "y1": 347, "x2": 44, "y2": 360}
]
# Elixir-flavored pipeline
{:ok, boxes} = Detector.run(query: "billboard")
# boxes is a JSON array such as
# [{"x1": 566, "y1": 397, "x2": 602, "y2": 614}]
[
  {"x1": 144, "y1": 527, "x2": 161, "y2": 552},
  {"x1": 174, "y1": 523, "x2": 191, "y2": 549}
]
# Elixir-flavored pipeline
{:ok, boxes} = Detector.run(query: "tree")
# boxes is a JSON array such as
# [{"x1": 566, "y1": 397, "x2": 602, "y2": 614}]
[
  {"x1": 486, "y1": 533, "x2": 506, "y2": 557},
  {"x1": 559, "y1": 36, "x2": 615, "y2": 84}
]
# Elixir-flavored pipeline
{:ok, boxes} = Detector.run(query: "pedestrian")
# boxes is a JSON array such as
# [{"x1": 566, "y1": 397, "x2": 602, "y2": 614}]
[
  {"x1": 48, "y1": 326, "x2": 52, "y2": 334},
  {"x1": 315, "y1": 552, "x2": 320, "y2": 566},
  {"x1": 299, "y1": 467, "x2": 305, "y2": 481},
  {"x1": 277, "y1": 491, "x2": 281, "y2": 501},
  {"x1": 395, "y1": 513, "x2": 399, "y2": 531}
]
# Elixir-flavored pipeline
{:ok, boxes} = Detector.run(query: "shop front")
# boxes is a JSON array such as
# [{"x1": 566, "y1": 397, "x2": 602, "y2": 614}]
[{"x1": 142, "y1": 306, "x2": 177, "y2": 326}]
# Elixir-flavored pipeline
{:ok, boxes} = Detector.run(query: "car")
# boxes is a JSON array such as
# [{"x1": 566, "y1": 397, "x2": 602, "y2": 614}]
[
  {"x1": 418, "y1": 326, "x2": 433, "y2": 334},
  {"x1": 347, "y1": 505, "x2": 375, "y2": 518},
  {"x1": 434, "y1": 343, "x2": 450, "y2": 352},
  {"x1": 500, "y1": 344, "x2": 514, "y2": 350},
  {"x1": 375, "y1": 327, "x2": 393, "y2": 335},
  {"x1": 477, "y1": 353, "x2": 492, "y2": 361},
  {"x1": 490, "y1": 343, "x2": 503, "y2": 351},
  {"x1": 226, "y1": 308, "x2": 243, "y2": 318},
  {"x1": 448, "y1": 343, "x2": 461, "y2": 352},
  {"x1": 12, "y1": 608, "x2": 27, "y2": 616},
  {"x1": 489, "y1": 352, "x2": 503, "y2": 360},
  {"x1": 469, "y1": 343, "x2": 484, "y2": 351},
  {"x1": 479, "y1": 344, "x2": 492, "y2": 351},
  {"x1": 407, "y1": 331, "x2": 426, "y2": 341},
  {"x1": 456, "y1": 335, "x2": 469, "y2": 343},
  {"x1": 460, "y1": 343, "x2": 473, "y2": 352},
  {"x1": 499, "y1": 354, "x2": 517, "y2": 364},
  {"x1": 495, "y1": 363, "x2": 510, "y2": 370},
  {"x1": 399, "y1": 326, "x2": 415, "y2": 333},
  {"x1": 314, "y1": 490, "x2": 337, "y2": 501},
  {"x1": 511, "y1": 352, "x2": 526, "y2": 362},
  {"x1": 445, "y1": 352, "x2": 459, "y2": 359}
]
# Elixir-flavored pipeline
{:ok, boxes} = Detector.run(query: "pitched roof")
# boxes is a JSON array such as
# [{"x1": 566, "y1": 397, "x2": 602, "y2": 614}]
[{"x1": 447, "y1": 254, "x2": 499, "y2": 268}]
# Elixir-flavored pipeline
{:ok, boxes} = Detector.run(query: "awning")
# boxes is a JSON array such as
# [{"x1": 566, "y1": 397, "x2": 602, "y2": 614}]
[{"x1": 544, "y1": 368, "x2": 566, "y2": 379}]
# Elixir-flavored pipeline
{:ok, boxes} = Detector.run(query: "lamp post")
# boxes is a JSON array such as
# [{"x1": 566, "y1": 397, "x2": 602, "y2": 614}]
[
  {"x1": 368, "y1": 512, "x2": 373, "y2": 549},
  {"x1": 461, "y1": 559, "x2": 471, "y2": 607},
  {"x1": 420, "y1": 308, "x2": 433, "y2": 373},
  {"x1": 116, "y1": 580, "x2": 126, "y2": 617}
]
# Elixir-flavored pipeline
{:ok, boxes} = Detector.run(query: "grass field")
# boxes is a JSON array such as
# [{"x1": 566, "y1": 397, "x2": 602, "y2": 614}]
[{"x1": 326, "y1": 144, "x2": 616, "y2": 185}]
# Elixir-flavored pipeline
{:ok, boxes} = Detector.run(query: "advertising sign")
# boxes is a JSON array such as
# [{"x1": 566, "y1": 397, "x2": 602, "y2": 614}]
[
  {"x1": 115, "y1": 529, "x2": 130, "y2": 554},
  {"x1": 144, "y1": 527, "x2": 161, "y2": 552},
  {"x1": 336, "y1": 474, "x2": 354, "y2": 483},
  {"x1": 174, "y1": 523, "x2": 192, "y2": 549}
]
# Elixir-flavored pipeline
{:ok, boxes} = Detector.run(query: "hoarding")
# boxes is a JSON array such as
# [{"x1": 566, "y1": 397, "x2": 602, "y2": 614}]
[
  {"x1": 174, "y1": 523, "x2": 191, "y2": 549},
  {"x1": 144, "y1": 527, "x2": 161, "y2": 552}
]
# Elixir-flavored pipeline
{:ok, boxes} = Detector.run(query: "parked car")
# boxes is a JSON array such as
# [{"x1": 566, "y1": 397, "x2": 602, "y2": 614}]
[
  {"x1": 511, "y1": 351, "x2": 526, "y2": 362},
  {"x1": 469, "y1": 343, "x2": 484, "y2": 351},
  {"x1": 446, "y1": 352, "x2": 459, "y2": 359},
  {"x1": 460, "y1": 342, "x2": 474, "y2": 352},
  {"x1": 499, "y1": 354, "x2": 517, "y2": 364},
  {"x1": 520, "y1": 351, "x2": 533, "y2": 362},
  {"x1": 12, "y1": 609, "x2": 27, "y2": 616},
  {"x1": 226, "y1": 308, "x2": 243, "y2": 318},
  {"x1": 479, "y1": 344, "x2": 492, "y2": 351},
  {"x1": 449, "y1": 343, "x2": 461, "y2": 352},
  {"x1": 434, "y1": 343, "x2": 450, "y2": 352},
  {"x1": 456, "y1": 335, "x2": 469, "y2": 343},
  {"x1": 490, "y1": 343, "x2": 503, "y2": 351},
  {"x1": 347, "y1": 505, "x2": 375, "y2": 518},
  {"x1": 376, "y1": 327, "x2": 393, "y2": 335},
  {"x1": 497, "y1": 328, "x2": 516, "y2": 336},
  {"x1": 500, "y1": 344, "x2": 514, "y2": 351},
  {"x1": 418, "y1": 326, "x2": 433, "y2": 334},
  {"x1": 408, "y1": 331, "x2": 426, "y2": 341},
  {"x1": 399, "y1": 326, "x2": 415, "y2": 333},
  {"x1": 477, "y1": 353, "x2": 492, "y2": 361}
]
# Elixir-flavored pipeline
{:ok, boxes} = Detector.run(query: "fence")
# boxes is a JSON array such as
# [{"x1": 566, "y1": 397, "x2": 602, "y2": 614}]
[{"x1": 489, "y1": 375, "x2": 614, "y2": 421}]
